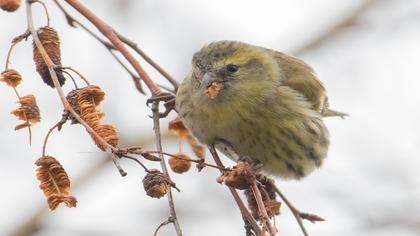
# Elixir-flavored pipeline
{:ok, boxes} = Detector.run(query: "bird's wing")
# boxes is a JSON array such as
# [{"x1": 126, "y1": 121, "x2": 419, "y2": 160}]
[{"x1": 268, "y1": 50, "x2": 347, "y2": 117}]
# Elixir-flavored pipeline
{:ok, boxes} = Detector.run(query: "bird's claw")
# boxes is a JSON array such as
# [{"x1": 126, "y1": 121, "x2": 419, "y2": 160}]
[{"x1": 146, "y1": 92, "x2": 176, "y2": 118}]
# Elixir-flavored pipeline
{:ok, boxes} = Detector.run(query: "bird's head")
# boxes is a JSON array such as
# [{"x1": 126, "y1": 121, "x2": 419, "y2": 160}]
[{"x1": 190, "y1": 40, "x2": 281, "y2": 101}]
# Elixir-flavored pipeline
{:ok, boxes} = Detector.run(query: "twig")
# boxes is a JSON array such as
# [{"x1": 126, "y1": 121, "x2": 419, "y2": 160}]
[
  {"x1": 209, "y1": 146, "x2": 262, "y2": 236},
  {"x1": 250, "y1": 181, "x2": 274, "y2": 236},
  {"x1": 53, "y1": 0, "x2": 146, "y2": 95},
  {"x1": 26, "y1": 0, "x2": 125, "y2": 176},
  {"x1": 116, "y1": 33, "x2": 180, "y2": 91},
  {"x1": 64, "y1": 0, "x2": 162, "y2": 96},
  {"x1": 151, "y1": 101, "x2": 183, "y2": 236},
  {"x1": 268, "y1": 180, "x2": 324, "y2": 236},
  {"x1": 42, "y1": 122, "x2": 59, "y2": 157},
  {"x1": 153, "y1": 217, "x2": 174, "y2": 236},
  {"x1": 119, "y1": 154, "x2": 150, "y2": 172},
  {"x1": 30, "y1": 0, "x2": 50, "y2": 26},
  {"x1": 58, "y1": 66, "x2": 90, "y2": 86}
]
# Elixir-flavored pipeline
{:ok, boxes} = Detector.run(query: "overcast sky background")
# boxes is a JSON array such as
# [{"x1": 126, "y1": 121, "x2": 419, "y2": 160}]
[{"x1": 1, "y1": 0, "x2": 419, "y2": 235}]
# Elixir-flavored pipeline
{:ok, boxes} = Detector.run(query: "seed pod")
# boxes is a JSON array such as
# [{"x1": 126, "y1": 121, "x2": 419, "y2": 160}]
[
  {"x1": 59, "y1": 88, "x2": 81, "y2": 129},
  {"x1": 91, "y1": 124, "x2": 119, "y2": 151},
  {"x1": 223, "y1": 161, "x2": 255, "y2": 190},
  {"x1": 33, "y1": 26, "x2": 65, "y2": 87},
  {"x1": 142, "y1": 169, "x2": 170, "y2": 199},
  {"x1": 35, "y1": 156, "x2": 77, "y2": 210},
  {"x1": 11, "y1": 94, "x2": 41, "y2": 130},
  {"x1": 0, "y1": 0, "x2": 21, "y2": 12},
  {"x1": 168, "y1": 116, "x2": 189, "y2": 138},
  {"x1": 1, "y1": 69, "x2": 22, "y2": 87},
  {"x1": 168, "y1": 152, "x2": 192, "y2": 174}
]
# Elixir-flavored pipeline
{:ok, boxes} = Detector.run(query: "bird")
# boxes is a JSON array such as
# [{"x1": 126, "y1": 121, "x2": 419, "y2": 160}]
[{"x1": 175, "y1": 40, "x2": 345, "y2": 179}]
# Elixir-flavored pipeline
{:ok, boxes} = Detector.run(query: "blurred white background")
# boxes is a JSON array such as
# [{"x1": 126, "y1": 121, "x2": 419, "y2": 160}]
[{"x1": 1, "y1": 0, "x2": 419, "y2": 235}]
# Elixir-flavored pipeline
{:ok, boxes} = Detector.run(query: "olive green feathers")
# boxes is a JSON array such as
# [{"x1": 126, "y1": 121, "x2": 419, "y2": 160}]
[{"x1": 176, "y1": 40, "x2": 345, "y2": 179}]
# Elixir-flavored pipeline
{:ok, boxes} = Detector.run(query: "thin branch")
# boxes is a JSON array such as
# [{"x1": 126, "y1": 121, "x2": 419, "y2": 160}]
[
  {"x1": 251, "y1": 181, "x2": 274, "y2": 236},
  {"x1": 119, "y1": 154, "x2": 150, "y2": 172},
  {"x1": 26, "y1": 0, "x2": 125, "y2": 176},
  {"x1": 58, "y1": 66, "x2": 90, "y2": 86},
  {"x1": 116, "y1": 33, "x2": 180, "y2": 91},
  {"x1": 42, "y1": 122, "x2": 59, "y2": 157},
  {"x1": 64, "y1": 0, "x2": 162, "y2": 96},
  {"x1": 153, "y1": 217, "x2": 174, "y2": 236},
  {"x1": 268, "y1": 180, "x2": 324, "y2": 236},
  {"x1": 30, "y1": 0, "x2": 50, "y2": 26},
  {"x1": 209, "y1": 146, "x2": 262, "y2": 236},
  {"x1": 53, "y1": 0, "x2": 145, "y2": 95},
  {"x1": 151, "y1": 101, "x2": 183, "y2": 236}
]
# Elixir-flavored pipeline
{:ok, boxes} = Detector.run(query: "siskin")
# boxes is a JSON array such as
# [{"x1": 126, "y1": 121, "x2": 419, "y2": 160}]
[{"x1": 176, "y1": 41, "x2": 345, "y2": 179}]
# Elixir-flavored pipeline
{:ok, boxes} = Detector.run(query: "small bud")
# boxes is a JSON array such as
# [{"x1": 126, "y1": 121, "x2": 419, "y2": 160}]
[
  {"x1": 1, "y1": 69, "x2": 22, "y2": 87},
  {"x1": 0, "y1": 0, "x2": 21, "y2": 12},
  {"x1": 142, "y1": 169, "x2": 170, "y2": 199}
]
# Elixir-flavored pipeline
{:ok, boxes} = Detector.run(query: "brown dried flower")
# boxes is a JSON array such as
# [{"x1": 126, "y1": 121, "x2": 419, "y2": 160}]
[
  {"x1": 168, "y1": 152, "x2": 192, "y2": 174},
  {"x1": 0, "y1": 0, "x2": 21, "y2": 12},
  {"x1": 142, "y1": 169, "x2": 170, "y2": 199},
  {"x1": 33, "y1": 26, "x2": 65, "y2": 87},
  {"x1": 11, "y1": 94, "x2": 40, "y2": 130},
  {"x1": 1, "y1": 69, "x2": 22, "y2": 87},
  {"x1": 35, "y1": 156, "x2": 77, "y2": 210}
]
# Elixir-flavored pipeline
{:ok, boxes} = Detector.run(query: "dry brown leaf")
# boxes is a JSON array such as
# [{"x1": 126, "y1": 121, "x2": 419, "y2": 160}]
[
  {"x1": 1, "y1": 69, "x2": 22, "y2": 87},
  {"x1": 35, "y1": 156, "x2": 77, "y2": 210}
]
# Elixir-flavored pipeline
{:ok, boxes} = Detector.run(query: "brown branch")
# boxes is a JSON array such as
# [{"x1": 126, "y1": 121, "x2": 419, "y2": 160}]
[
  {"x1": 153, "y1": 217, "x2": 174, "y2": 236},
  {"x1": 250, "y1": 181, "x2": 274, "y2": 236},
  {"x1": 30, "y1": 0, "x2": 50, "y2": 26},
  {"x1": 64, "y1": 0, "x2": 162, "y2": 96},
  {"x1": 58, "y1": 66, "x2": 90, "y2": 86},
  {"x1": 53, "y1": 0, "x2": 146, "y2": 95},
  {"x1": 268, "y1": 180, "x2": 324, "y2": 236},
  {"x1": 116, "y1": 33, "x2": 180, "y2": 91},
  {"x1": 209, "y1": 146, "x2": 262, "y2": 236},
  {"x1": 26, "y1": 0, "x2": 125, "y2": 176},
  {"x1": 151, "y1": 101, "x2": 183, "y2": 236},
  {"x1": 42, "y1": 122, "x2": 59, "y2": 157}
]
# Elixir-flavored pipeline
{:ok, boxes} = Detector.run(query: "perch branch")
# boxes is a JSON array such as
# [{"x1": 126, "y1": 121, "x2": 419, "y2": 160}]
[
  {"x1": 151, "y1": 101, "x2": 183, "y2": 236},
  {"x1": 64, "y1": 0, "x2": 162, "y2": 96},
  {"x1": 209, "y1": 146, "x2": 262, "y2": 236},
  {"x1": 26, "y1": 0, "x2": 125, "y2": 176}
]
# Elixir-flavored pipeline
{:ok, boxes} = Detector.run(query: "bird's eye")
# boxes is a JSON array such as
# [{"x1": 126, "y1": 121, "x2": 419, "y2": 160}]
[{"x1": 226, "y1": 64, "x2": 238, "y2": 73}]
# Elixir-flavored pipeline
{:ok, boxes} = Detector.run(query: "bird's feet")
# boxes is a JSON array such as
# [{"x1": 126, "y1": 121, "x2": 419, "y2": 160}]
[{"x1": 146, "y1": 92, "x2": 176, "y2": 118}]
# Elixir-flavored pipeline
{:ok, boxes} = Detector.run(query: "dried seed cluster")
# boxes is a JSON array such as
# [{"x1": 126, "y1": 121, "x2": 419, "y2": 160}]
[
  {"x1": 33, "y1": 26, "x2": 66, "y2": 87},
  {"x1": 168, "y1": 152, "x2": 192, "y2": 174},
  {"x1": 1, "y1": 69, "x2": 22, "y2": 87},
  {"x1": 35, "y1": 156, "x2": 77, "y2": 210},
  {"x1": 78, "y1": 86, "x2": 118, "y2": 150},
  {"x1": 0, "y1": 0, "x2": 21, "y2": 12},
  {"x1": 143, "y1": 169, "x2": 170, "y2": 199},
  {"x1": 219, "y1": 161, "x2": 255, "y2": 190},
  {"x1": 11, "y1": 94, "x2": 41, "y2": 130},
  {"x1": 245, "y1": 175, "x2": 281, "y2": 220}
]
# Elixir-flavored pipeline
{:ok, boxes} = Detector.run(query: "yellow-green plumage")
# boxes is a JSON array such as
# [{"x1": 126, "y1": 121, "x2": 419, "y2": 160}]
[{"x1": 176, "y1": 41, "x2": 343, "y2": 179}]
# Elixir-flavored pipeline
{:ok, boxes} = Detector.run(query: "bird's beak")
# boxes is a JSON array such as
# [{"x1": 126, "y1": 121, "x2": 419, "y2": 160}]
[{"x1": 199, "y1": 73, "x2": 216, "y2": 93}]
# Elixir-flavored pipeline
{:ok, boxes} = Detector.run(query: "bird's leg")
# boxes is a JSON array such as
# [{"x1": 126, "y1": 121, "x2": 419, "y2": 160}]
[{"x1": 146, "y1": 92, "x2": 176, "y2": 118}]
